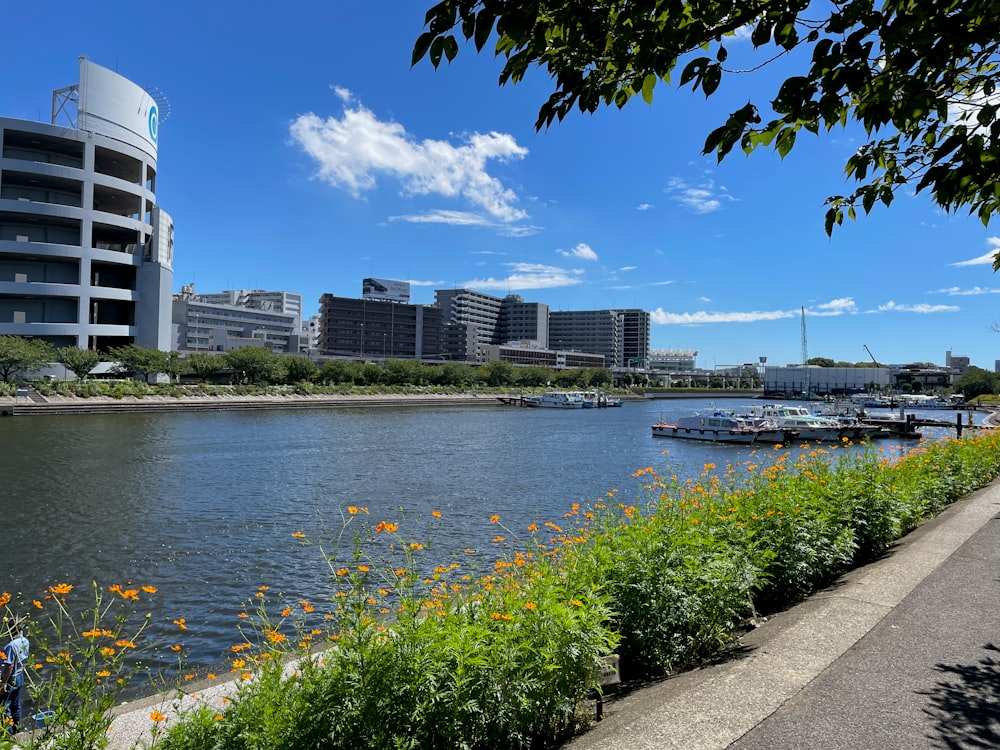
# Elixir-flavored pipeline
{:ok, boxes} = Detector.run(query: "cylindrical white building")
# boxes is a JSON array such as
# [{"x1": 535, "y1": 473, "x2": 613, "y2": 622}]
[{"x1": 0, "y1": 57, "x2": 173, "y2": 351}]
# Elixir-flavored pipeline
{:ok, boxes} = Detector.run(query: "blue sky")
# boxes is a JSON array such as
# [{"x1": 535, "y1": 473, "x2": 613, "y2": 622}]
[{"x1": 4, "y1": 2, "x2": 999, "y2": 370}]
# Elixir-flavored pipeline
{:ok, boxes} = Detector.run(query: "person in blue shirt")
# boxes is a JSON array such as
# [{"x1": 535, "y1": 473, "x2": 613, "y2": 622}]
[{"x1": 1, "y1": 620, "x2": 29, "y2": 734}]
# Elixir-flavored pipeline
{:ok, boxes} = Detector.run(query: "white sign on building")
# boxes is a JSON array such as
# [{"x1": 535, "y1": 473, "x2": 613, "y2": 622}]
[{"x1": 362, "y1": 277, "x2": 410, "y2": 302}]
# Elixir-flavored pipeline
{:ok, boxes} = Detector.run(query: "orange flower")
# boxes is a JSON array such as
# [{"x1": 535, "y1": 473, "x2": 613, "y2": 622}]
[
  {"x1": 431, "y1": 510, "x2": 442, "y2": 518},
  {"x1": 150, "y1": 711, "x2": 166, "y2": 723},
  {"x1": 0, "y1": 592, "x2": 10, "y2": 607},
  {"x1": 489, "y1": 515, "x2": 500, "y2": 523},
  {"x1": 291, "y1": 531, "x2": 306, "y2": 538},
  {"x1": 173, "y1": 618, "x2": 187, "y2": 630},
  {"x1": 141, "y1": 586, "x2": 157, "y2": 594},
  {"x1": 49, "y1": 583, "x2": 73, "y2": 596}
]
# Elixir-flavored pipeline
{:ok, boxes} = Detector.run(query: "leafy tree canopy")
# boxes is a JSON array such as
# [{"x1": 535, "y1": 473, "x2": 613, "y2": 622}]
[
  {"x1": 108, "y1": 345, "x2": 170, "y2": 384},
  {"x1": 57, "y1": 347, "x2": 101, "y2": 382},
  {"x1": 953, "y1": 365, "x2": 998, "y2": 399},
  {"x1": 223, "y1": 346, "x2": 281, "y2": 385},
  {"x1": 415, "y1": 0, "x2": 1000, "y2": 241},
  {"x1": 0, "y1": 336, "x2": 56, "y2": 383}
]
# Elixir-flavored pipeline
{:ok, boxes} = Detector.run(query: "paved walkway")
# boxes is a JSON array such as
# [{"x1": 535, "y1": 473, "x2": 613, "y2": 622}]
[{"x1": 566, "y1": 478, "x2": 1000, "y2": 749}]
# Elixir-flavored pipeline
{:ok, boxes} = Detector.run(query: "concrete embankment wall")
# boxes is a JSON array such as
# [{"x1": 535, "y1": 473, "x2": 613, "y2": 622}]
[{"x1": 0, "y1": 394, "x2": 500, "y2": 417}]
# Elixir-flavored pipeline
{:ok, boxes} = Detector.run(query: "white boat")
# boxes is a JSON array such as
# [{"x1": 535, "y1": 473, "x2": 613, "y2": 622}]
[
  {"x1": 523, "y1": 391, "x2": 588, "y2": 408},
  {"x1": 851, "y1": 394, "x2": 891, "y2": 408},
  {"x1": 651, "y1": 412, "x2": 792, "y2": 444},
  {"x1": 750, "y1": 403, "x2": 867, "y2": 442},
  {"x1": 581, "y1": 391, "x2": 623, "y2": 408}
]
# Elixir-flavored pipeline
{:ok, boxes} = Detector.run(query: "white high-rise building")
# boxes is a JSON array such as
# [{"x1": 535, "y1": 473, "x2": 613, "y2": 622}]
[{"x1": 0, "y1": 57, "x2": 173, "y2": 351}]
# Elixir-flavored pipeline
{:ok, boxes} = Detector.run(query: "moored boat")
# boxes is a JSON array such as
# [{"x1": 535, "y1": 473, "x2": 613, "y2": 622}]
[
  {"x1": 750, "y1": 403, "x2": 867, "y2": 442},
  {"x1": 523, "y1": 391, "x2": 588, "y2": 408},
  {"x1": 651, "y1": 413, "x2": 793, "y2": 444}
]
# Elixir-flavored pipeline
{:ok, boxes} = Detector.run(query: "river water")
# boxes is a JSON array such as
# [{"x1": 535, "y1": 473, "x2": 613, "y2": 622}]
[{"x1": 0, "y1": 397, "x2": 974, "y2": 670}]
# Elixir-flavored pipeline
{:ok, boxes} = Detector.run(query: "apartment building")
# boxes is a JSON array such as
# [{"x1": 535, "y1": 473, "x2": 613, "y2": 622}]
[
  {"x1": 0, "y1": 58, "x2": 173, "y2": 351},
  {"x1": 317, "y1": 294, "x2": 443, "y2": 360}
]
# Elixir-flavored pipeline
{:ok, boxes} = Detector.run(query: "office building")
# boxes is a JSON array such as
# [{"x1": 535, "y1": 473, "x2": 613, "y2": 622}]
[
  {"x1": 549, "y1": 308, "x2": 650, "y2": 369},
  {"x1": 317, "y1": 294, "x2": 443, "y2": 360},
  {"x1": 0, "y1": 57, "x2": 173, "y2": 351},
  {"x1": 188, "y1": 288, "x2": 302, "y2": 329},
  {"x1": 172, "y1": 293, "x2": 301, "y2": 354}
]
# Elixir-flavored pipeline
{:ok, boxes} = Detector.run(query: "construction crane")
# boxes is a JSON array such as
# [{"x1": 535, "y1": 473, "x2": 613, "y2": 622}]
[
  {"x1": 801, "y1": 306, "x2": 811, "y2": 398},
  {"x1": 864, "y1": 344, "x2": 880, "y2": 367}
]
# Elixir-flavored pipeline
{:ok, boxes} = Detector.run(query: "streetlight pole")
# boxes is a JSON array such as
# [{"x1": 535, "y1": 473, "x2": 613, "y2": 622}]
[
  {"x1": 383, "y1": 333, "x2": 387, "y2": 362},
  {"x1": 360, "y1": 322, "x2": 365, "y2": 359}
]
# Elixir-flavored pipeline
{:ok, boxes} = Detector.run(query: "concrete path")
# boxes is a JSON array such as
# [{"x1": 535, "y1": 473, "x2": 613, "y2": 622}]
[{"x1": 566, "y1": 478, "x2": 1000, "y2": 750}]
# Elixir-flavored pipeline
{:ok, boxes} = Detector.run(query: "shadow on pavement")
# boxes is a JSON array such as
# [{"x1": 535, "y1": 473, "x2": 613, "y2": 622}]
[{"x1": 922, "y1": 642, "x2": 1000, "y2": 749}]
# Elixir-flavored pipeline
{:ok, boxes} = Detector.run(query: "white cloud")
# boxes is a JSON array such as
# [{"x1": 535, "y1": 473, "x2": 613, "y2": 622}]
[
  {"x1": 556, "y1": 242, "x2": 598, "y2": 261},
  {"x1": 876, "y1": 301, "x2": 960, "y2": 313},
  {"x1": 389, "y1": 210, "x2": 540, "y2": 237},
  {"x1": 290, "y1": 89, "x2": 529, "y2": 225},
  {"x1": 664, "y1": 177, "x2": 735, "y2": 214},
  {"x1": 811, "y1": 297, "x2": 858, "y2": 316},
  {"x1": 636, "y1": 203, "x2": 653, "y2": 211},
  {"x1": 950, "y1": 238, "x2": 1000, "y2": 266},
  {"x1": 462, "y1": 263, "x2": 584, "y2": 291},
  {"x1": 651, "y1": 308, "x2": 797, "y2": 325},
  {"x1": 650, "y1": 297, "x2": 863, "y2": 326},
  {"x1": 619, "y1": 265, "x2": 637, "y2": 272},
  {"x1": 937, "y1": 286, "x2": 1000, "y2": 296}
]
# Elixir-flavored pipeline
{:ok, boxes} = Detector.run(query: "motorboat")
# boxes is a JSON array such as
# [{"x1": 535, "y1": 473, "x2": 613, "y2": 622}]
[
  {"x1": 522, "y1": 391, "x2": 588, "y2": 408},
  {"x1": 750, "y1": 403, "x2": 867, "y2": 442},
  {"x1": 651, "y1": 412, "x2": 793, "y2": 444}
]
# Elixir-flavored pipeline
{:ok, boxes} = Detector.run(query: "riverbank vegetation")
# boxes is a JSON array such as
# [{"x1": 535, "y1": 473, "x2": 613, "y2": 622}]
[{"x1": 5, "y1": 431, "x2": 1000, "y2": 749}]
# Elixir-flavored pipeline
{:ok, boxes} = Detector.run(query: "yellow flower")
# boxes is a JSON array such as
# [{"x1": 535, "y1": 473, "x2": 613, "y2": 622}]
[
  {"x1": 291, "y1": 531, "x2": 306, "y2": 538},
  {"x1": 96, "y1": 670, "x2": 111, "y2": 678},
  {"x1": 347, "y1": 506, "x2": 359, "y2": 515},
  {"x1": 524, "y1": 602, "x2": 537, "y2": 610},
  {"x1": 490, "y1": 515, "x2": 500, "y2": 523},
  {"x1": 173, "y1": 618, "x2": 187, "y2": 630},
  {"x1": 49, "y1": 583, "x2": 73, "y2": 596}
]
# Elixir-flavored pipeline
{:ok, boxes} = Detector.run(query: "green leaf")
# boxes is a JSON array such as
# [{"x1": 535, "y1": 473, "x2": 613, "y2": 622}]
[
  {"x1": 412, "y1": 32, "x2": 435, "y2": 66},
  {"x1": 641, "y1": 74, "x2": 656, "y2": 105}
]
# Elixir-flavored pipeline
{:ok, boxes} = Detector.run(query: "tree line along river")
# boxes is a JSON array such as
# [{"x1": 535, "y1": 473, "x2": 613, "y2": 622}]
[{"x1": 0, "y1": 397, "x2": 969, "y2": 672}]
